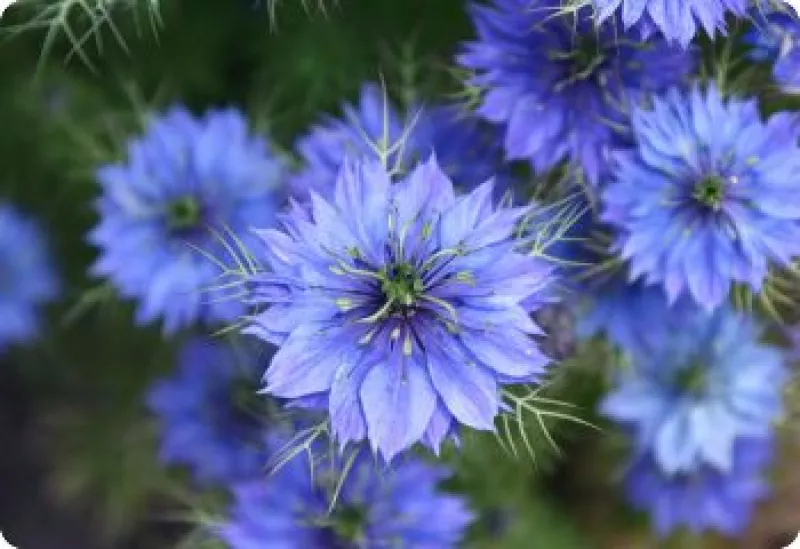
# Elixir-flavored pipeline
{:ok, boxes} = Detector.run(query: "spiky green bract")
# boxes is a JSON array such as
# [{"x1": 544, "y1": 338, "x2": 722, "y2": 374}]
[{"x1": 6, "y1": 0, "x2": 162, "y2": 71}]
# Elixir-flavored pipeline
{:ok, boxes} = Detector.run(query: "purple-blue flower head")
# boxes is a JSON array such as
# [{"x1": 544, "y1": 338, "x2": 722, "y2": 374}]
[
  {"x1": 147, "y1": 337, "x2": 273, "y2": 486},
  {"x1": 625, "y1": 437, "x2": 774, "y2": 537},
  {"x1": 218, "y1": 445, "x2": 474, "y2": 548},
  {"x1": 593, "y1": 0, "x2": 749, "y2": 47},
  {"x1": 602, "y1": 86, "x2": 800, "y2": 311},
  {"x1": 601, "y1": 304, "x2": 787, "y2": 475},
  {"x1": 744, "y1": 8, "x2": 800, "y2": 93},
  {"x1": 0, "y1": 204, "x2": 59, "y2": 353},
  {"x1": 290, "y1": 82, "x2": 509, "y2": 202},
  {"x1": 246, "y1": 156, "x2": 555, "y2": 461},
  {"x1": 89, "y1": 106, "x2": 287, "y2": 334},
  {"x1": 458, "y1": 0, "x2": 695, "y2": 185}
]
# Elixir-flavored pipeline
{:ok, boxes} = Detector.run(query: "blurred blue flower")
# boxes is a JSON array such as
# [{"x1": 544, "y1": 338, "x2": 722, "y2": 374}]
[
  {"x1": 89, "y1": 106, "x2": 287, "y2": 334},
  {"x1": 593, "y1": 0, "x2": 749, "y2": 47},
  {"x1": 578, "y1": 279, "x2": 696, "y2": 353},
  {"x1": 0, "y1": 203, "x2": 59, "y2": 353},
  {"x1": 245, "y1": 156, "x2": 555, "y2": 461},
  {"x1": 290, "y1": 82, "x2": 509, "y2": 202},
  {"x1": 147, "y1": 337, "x2": 273, "y2": 486},
  {"x1": 601, "y1": 304, "x2": 787, "y2": 475},
  {"x1": 625, "y1": 437, "x2": 774, "y2": 537},
  {"x1": 458, "y1": 0, "x2": 695, "y2": 185},
  {"x1": 602, "y1": 86, "x2": 800, "y2": 311},
  {"x1": 218, "y1": 444, "x2": 474, "y2": 548},
  {"x1": 744, "y1": 8, "x2": 800, "y2": 93}
]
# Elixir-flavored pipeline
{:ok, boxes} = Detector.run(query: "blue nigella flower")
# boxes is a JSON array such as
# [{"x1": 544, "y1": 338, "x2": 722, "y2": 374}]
[
  {"x1": 245, "y1": 155, "x2": 555, "y2": 461},
  {"x1": 89, "y1": 106, "x2": 287, "y2": 334},
  {"x1": 601, "y1": 304, "x2": 787, "y2": 475},
  {"x1": 458, "y1": 0, "x2": 695, "y2": 186},
  {"x1": 218, "y1": 443, "x2": 474, "y2": 548},
  {"x1": 744, "y1": 8, "x2": 800, "y2": 93},
  {"x1": 147, "y1": 337, "x2": 275, "y2": 486},
  {"x1": 290, "y1": 82, "x2": 509, "y2": 202},
  {"x1": 602, "y1": 85, "x2": 800, "y2": 311},
  {"x1": 0, "y1": 203, "x2": 59, "y2": 353},
  {"x1": 625, "y1": 437, "x2": 774, "y2": 537},
  {"x1": 592, "y1": 0, "x2": 749, "y2": 47}
]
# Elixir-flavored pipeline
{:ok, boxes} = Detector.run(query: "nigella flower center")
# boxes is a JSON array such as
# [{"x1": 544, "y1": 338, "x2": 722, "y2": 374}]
[
  {"x1": 673, "y1": 361, "x2": 708, "y2": 398},
  {"x1": 573, "y1": 36, "x2": 606, "y2": 76},
  {"x1": 167, "y1": 195, "x2": 202, "y2": 232},
  {"x1": 380, "y1": 262, "x2": 425, "y2": 309},
  {"x1": 552, "y1": 34, "x2": 608, "y2": 90},
  {"x1": 329, "y1": 504, "x2": 368, "y2": 544},
  {"x1": 692, "y1": 175, "x2": 726, "y2": 210}
]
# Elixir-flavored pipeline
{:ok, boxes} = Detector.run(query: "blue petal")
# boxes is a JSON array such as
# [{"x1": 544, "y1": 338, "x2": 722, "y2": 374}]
[
  {"x1": 263, "y1": 325, "x2": 343, "y2": 399},
  {"x1": 423, "y1": 401, "x2": 455, "y2": 455},
  {"x1": 360, "y1": 347, "x2": 436, "y2": 461},
  {"x1": 654, "y1": 410, "x2": 701, "y2": 474},
  {"x1": 425, "y1": 333, "x2": 499, "y2": 431},
  {"x1": 328, "y1": 348, "x2": 374, "y2": 448},
  {"x1": 460, "y1": 328, "x2": 549, "y2": 380}
]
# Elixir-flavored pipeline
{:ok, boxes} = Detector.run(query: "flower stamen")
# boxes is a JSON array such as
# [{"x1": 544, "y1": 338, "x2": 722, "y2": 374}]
[{"x1": 692, "y1": 175, "x2": 726, "y2": 210}]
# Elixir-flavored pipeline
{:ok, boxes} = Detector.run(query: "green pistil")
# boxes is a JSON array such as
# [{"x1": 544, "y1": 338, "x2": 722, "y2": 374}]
[
  {"x1": 330, "y1": 505, "x2": 368, "y2": 543},
  {"x1": 572, "y1": 36, "x2": 605, "y2": 76},
  {"x1": 380, "y1": 263, "x2": 424, "y2": 307},
  {"x1": 674, "y1": 363, "x2": 708, "y2": 397},
  {"x1": 692, "y1": 176, "x2": 725, "y2": 210},
  {"x1": 167, "y1": 196, "x2": 201, "y2": 230}
]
